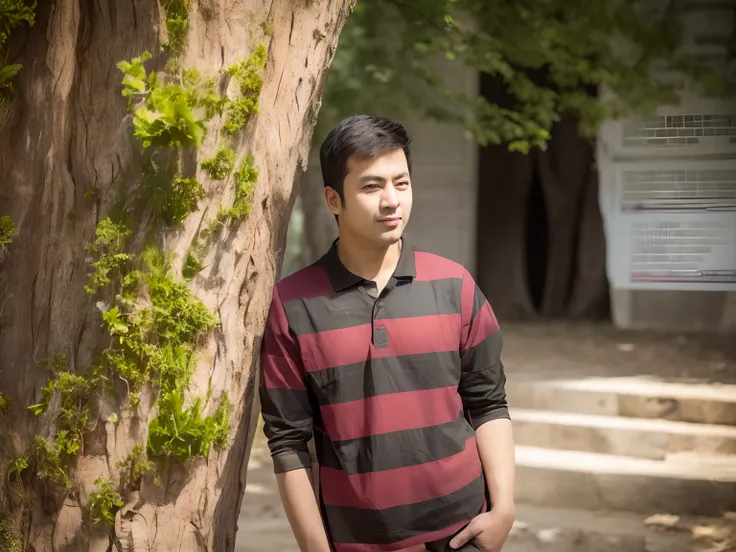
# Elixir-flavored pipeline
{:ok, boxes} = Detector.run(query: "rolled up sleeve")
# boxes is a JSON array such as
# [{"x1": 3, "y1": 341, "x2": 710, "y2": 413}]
[
  {"x1": 259, "y1": 285, "x2": 314, "y2": 473},
  {"x1": 459, "y1": 270, "x2": 510, "y2": 429}
]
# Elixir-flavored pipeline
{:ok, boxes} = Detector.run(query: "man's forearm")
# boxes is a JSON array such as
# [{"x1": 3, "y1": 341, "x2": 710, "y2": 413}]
[
  {"x1": 475, "y1": 418, "x2": 515, "y2": 514},
  {"x1": 276, "y1": 468, "x2": 332, "y2": 552}
]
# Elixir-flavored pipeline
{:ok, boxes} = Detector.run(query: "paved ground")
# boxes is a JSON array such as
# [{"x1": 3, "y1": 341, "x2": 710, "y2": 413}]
[
  {"x1": 233, "y1": 322, "x2": 736, "y2": 552},
  {"x1": 235, "y1": 441, "x2": 299, "y2": 552}
]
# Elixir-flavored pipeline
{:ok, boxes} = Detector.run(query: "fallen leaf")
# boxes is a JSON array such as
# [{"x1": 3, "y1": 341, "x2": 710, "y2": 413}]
[{"x1": 645, "y1": 514, "x2": 682, "y2": 531}]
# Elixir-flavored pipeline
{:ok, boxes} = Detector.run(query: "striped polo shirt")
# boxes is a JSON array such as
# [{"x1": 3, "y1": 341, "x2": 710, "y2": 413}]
[{"x1": 259, "y1": 240, "x2": 509, "y2": 551}]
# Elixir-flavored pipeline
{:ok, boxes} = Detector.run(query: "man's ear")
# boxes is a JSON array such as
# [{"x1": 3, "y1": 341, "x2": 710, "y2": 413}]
[{"x1": 324, "y1": 186, "x2": 342, "y2": 216}]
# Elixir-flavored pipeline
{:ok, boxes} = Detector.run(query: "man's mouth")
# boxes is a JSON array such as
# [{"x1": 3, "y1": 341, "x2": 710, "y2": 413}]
[{"x1": 378, "y1": 216, "x2": 401, "y2": 228}]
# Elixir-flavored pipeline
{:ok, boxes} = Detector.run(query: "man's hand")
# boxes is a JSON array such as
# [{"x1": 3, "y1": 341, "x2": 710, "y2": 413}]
[{"x1": 448, "y1": 506, "x2": 515, "y2": 552}]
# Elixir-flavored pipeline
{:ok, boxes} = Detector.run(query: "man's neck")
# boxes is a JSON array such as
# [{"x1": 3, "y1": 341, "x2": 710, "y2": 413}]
[{"x1": 336, "y1": 234, "x2": 402, "y2": 284}]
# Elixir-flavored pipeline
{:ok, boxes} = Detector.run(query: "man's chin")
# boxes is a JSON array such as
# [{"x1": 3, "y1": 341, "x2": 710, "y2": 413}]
[{"x1": 375, "y1": 228, "x2": 404, "y2": 244}]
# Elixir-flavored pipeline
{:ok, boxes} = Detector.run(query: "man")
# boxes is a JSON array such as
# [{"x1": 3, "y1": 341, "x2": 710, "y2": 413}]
[{"x1": 259, "y1": 115, "x2": 515, "y2": 552}]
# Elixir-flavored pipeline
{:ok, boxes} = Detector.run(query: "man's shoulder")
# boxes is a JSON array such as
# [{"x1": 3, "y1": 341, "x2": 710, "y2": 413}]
[
  {"x1": 274, "y1": 260, "x2": 332, "y2": 304},
  {"x1": 412, "y1": 247, "x2": 469, "y2": 281}
]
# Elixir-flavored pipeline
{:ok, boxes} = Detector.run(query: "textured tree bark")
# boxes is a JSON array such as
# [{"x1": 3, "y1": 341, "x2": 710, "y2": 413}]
[
  {"x1": 475, "y1": 72, "x2": 537, "y2": 320},
  {"x1": 475, "y1": 74, "x2": 609, "y2": 321},
  {"x1": 0, "y1": 0, "x2": 354, "y2": 550},
  {"x1": 534, "y1": 114, "x2": 596, "y2": 318},
  {"x1": 476, "y1": 144, "x2": 538, "y2": 320},
  {"x1": 567, "y1": 164, "x2": 610, "y2": 319}
]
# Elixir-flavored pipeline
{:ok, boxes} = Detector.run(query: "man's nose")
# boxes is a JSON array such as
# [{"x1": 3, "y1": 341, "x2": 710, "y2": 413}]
[{"x1": 380, "y1": 184, "x2": 400, "y2": 209}]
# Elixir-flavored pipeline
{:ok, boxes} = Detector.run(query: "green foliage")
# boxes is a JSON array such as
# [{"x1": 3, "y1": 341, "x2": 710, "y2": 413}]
[
  {"x1": 27, "y1": 353, "x2": 68, "y2": 416},
  {"x1": 0, "y1": 392, "x2": 9, "y2": 415},
  {"x1": 183, "y1": 68, "x2": 227, "y2": 119},
  {"x1": 147, "y1": 173, "x2": 205, "y2": 228},
  {"x1": 0, "y1": 215, "x2": 16, "y2": 248},
  {"x1": 217, "y1": 154, "x2": 258, "y2": 222},
  {"x1": 223, "y1": 45, "x2": 267, "y2": 135},
  {"x1": 133, "y1": 80, "x2": 207, "y2": 148},
  {"x1": 30, "y1": 435, "x2": 71, "y2": 488},
  {"x1": 26, "y1": 378, "x2": 54, "y2": 416},
  {"x1": 99, "y1": 247, "x2": 217, "y2": 406},
  {"x1": 0, "y1": 517, "x2": 22, "y2": 552},
  {"x1": 160, "y1": 0, "x2": 189, "y2": 54},
  {"x1": 211, "y1": 392, "x2": 230, "y2": 449},
  {"x1": 182, "y1": 251, "x2": 203, "y2": 280},
  {"x1": 27, "y1": 357, "x2": 99, "y2": 462},
  {"x1": 0, "y1": 0, "x2": 36, "y2": 104},
  {"x1": 117, "y1": 444, "x2": 155, "y2": 489},
  {"x1": 201, "y1": 145, "x2": 236, "y2": 180},
  {"x1": 118, "y1": 51, "x2": 153, "y2": 109},
  {"x1": 0, "y1": 63, "x2": 21, "y2": 98},
  {"x1": 88, "y1": 477, "x2": 124, "y2": 525},
  {"x1": 24, "y1": 354, "x2": 100, "y2": 486},
  {"x1": 118, "y1": 55, "x2": 224, "y2": 149},
  {"x1": 143, "y1": 248, "x2": 218, "y2": 342},
  {"x1": 318, "y1": 0, "x2": 733, "y2": 151},
  {"x1": 84, "y1": 218, "x2": 132, "y2": 294},
  {"x1": 148, "y1": 390, "x2": 229, "y2": 462},
  {"x1": 0, "y1": 0, "x2": 35, "y2": 47},
  {"x1": 7, "y1": 456, "x2": 27, "y2": 478}
]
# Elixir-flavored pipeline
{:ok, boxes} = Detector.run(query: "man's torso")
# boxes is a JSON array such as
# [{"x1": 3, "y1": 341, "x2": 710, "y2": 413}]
[{"x1": 275, "y1": 243, "x2": 487, "y2": 551}]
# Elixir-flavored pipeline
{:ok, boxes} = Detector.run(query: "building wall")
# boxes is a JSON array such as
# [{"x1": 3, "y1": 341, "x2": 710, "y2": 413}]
[
  {"x1": 401, "y1": 59, "x2": 480, "y2": 275},
  {"x1": 596, "y1": 0, "x2": 736, "y2": 333}
]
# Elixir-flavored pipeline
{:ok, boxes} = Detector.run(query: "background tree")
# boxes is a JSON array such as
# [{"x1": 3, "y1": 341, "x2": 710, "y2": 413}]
[
  {"x1": 0, "y1": 0, "x2": 355, "y2": 550},
  {"x1": 297, "y1": 0, "x2": 732, "y2": 320}
]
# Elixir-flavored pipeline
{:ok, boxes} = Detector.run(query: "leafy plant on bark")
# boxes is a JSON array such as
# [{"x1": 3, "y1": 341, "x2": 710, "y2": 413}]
[
  {"x1": 2, "y1": 0, "x2": 267, "y2": 537},
  {"x1": 0, "y1": 0, "x2": 35, "y2": 104}
]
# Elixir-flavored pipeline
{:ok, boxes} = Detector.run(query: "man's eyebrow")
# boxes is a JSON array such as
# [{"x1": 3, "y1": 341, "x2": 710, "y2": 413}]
[{"x1": 359, "y1": 172, "x2": 409, "y2": 183}]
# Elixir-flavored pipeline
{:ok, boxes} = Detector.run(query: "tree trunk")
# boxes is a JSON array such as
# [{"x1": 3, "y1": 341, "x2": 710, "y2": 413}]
[
  {"x1": 476, "y1": 72, "x2": 537, "y2": 320},
  {"x1": 567, "y1": 164, "x2": 610, "y2": 319},
  {"x1": 0, "y1": 0, "x2": 354, "y2": 550},
  {"x1": 534, "y1": 114, "x2": 595, "y2": 318},
  {"x1": 476, "y1": 144, "x2": 538, "y2": 320},
  {"x1": 476, "y1": 71, "x2": 609, "y2": 321}
]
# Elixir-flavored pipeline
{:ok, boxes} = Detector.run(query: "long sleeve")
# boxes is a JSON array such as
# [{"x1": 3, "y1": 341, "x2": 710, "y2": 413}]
[
  {"x1": 458, "y1": 270, "x2": 510, "y2": 429},
  {"x1": 259, "y1": 285, "x2": 314, "y2": 473}
]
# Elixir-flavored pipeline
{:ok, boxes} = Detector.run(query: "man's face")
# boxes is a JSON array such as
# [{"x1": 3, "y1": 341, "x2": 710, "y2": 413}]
[{"x1": 326, "y1": 148, "x2": 412, "y2": 248}]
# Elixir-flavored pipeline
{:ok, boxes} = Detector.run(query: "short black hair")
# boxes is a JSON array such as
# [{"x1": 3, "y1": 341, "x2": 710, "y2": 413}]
[{"x1": 319, "y1": 115, "x2": 412, "y2": 200}]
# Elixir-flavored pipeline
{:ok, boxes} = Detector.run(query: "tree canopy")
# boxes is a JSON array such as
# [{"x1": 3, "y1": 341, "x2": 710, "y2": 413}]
[
  {"x1": 316, "y1": 0, "x2": 733, "y2": 152},
  {"x1": 0, "y1": 0, "x2": 36, "y2": 104}
]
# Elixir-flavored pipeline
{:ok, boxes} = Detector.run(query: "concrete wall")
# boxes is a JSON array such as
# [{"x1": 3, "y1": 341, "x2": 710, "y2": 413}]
[{"x1": 400, "y1": 59, "x2": 479, "y2": 275}]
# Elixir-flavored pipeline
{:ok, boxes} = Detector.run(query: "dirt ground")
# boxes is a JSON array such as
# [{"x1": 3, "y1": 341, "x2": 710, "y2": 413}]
[
  {"x1": 233, "y1": 322, "x2": 736, "y2": 552},
  {"x1": 499, "y1": 321, "x2": 736, "y2": 384}
]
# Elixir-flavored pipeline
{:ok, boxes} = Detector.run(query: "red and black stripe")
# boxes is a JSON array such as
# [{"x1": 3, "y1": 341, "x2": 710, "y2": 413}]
[{"x1": 259, "y1": 241, "x2": 508, "y2": 550}]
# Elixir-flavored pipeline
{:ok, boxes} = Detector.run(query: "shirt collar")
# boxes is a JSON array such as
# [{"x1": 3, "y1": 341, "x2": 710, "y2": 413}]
[{"x1": 322, "y1": 238, "x2": 416, "y2": 292}]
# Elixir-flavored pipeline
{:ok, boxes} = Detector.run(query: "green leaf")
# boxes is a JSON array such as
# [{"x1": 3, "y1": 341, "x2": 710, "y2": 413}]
[{"x1": 103, "y1": 307, "x2": 129, "y2": 335}]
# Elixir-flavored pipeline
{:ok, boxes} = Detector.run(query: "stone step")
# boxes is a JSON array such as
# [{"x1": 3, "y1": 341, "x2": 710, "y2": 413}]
[
  {"x1": 512, "y1": 408, "x2": 736, "y2": 460},
  {"x1": 506, "y1": 376, "x2": 736, "y2": 425},
  {"x1": 504, "y1": 504, "x2": 735, "y2": 552},
  {"x1": 515, "y1": 445, "x2": 736, "y2": 516}
]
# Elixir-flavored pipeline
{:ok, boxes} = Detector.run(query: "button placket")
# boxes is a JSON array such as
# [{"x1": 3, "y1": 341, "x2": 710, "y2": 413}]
[{"x1": 371, "y1": 284, "x2": 390, "y2": 348}]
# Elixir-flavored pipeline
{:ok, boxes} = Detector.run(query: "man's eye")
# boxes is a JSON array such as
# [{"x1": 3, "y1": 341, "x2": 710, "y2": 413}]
[{"x1": 396, "y1": 181, "x2": 410, "y2": 187}]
